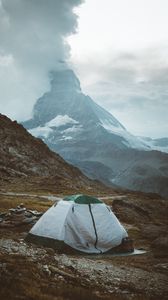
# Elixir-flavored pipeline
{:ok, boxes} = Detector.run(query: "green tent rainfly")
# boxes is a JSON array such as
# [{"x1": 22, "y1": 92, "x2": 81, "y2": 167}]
[{"x1": 63, "y1": 194, "x2": 102, "y2": 204}]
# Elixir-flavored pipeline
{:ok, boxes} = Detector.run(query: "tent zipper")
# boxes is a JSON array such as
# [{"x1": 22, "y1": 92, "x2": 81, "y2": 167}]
[{"x1": 88, "y1": 204, "x2": 102, "y2": 253}]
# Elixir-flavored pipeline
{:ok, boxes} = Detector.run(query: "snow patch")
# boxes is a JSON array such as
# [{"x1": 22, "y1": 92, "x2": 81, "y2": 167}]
[
  {"x1": 100, "y1": 118, "x2": 150, "y2": 150},
  {"x1": 46, "y1": 115, "x2": 78, "y2": 128},
  {"x1": 100, "y1": 118, "x2": 124, "y2": 134},
  {"x1": 29, "y1": 126, "x2": 53, "y2": 138},
  {"x1": 138, "y1": 137, "x2": 168, "y2": 153},
  {"x1": 60, "y1": 136, "x2": 73, "y2": 141},
  {"x1": 62, "y1": 125, "x2": 83, "y2": 134},
  {"x1": 28, "y1": 115, "x2": 81, "y2": 139},
  {"x1": 100, "y1": 117, "x2": 168, "y2": 153}
]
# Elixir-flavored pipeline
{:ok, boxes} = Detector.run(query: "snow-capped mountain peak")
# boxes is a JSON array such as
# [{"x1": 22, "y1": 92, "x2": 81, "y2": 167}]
[
  {"x1": 22, "y1": 69, "x2": 168, "y2": 197},
  {"x1": 23, "y1": 69, "x2": 167, "y2": 152}
]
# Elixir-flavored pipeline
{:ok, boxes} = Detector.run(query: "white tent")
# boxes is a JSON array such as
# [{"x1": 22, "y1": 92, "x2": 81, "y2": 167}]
[{"x1": 26, "y1": 194, "x2": 128, "y2": 254}]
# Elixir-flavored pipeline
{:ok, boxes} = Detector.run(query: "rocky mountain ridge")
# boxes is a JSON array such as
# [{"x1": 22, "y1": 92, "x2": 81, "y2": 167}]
[{"x1": 0, "y1": 113, "x2": 106, "y2": 193}]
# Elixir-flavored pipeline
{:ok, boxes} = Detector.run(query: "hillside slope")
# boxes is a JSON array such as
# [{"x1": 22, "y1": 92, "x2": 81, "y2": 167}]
[{"x1": 0, "y1": 114, "x2": 107, "y2": 193}]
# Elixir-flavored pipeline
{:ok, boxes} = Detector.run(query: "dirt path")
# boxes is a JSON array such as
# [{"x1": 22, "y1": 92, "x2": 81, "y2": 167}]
[{"x1": 0, "y1": 192, "x2": 62, "y2": 202}]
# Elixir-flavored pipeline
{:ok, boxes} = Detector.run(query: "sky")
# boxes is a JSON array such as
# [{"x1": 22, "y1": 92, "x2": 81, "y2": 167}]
[
  {"x1": 68, "y1": 0, "x2": 168, "y2": 138},
  {"x1": 0, "y1": 0, "x2": 168, "y2": 138}
]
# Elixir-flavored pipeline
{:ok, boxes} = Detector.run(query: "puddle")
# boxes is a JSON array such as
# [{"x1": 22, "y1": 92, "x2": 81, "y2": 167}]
[{"x1": 83, "y1": 249, "x2": 147, "y2": 259}]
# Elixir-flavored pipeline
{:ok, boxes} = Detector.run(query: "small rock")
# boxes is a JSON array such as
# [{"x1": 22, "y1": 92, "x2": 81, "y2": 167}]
[
  {"x1": 46, "y1": 248, "x2": 55, "y2": 256},
  {"x1": 114, "y1": 277, "x2": 121, "y2": 282},
  {"x1": 152, "y1": 236, "x2": 168, "y2": 250},
  {"x1": 94, "y1": 291, "x2": 100, "y2": 296},
  {"x1": 42, "y1": 265, "x2": 51, "y2": 276}
]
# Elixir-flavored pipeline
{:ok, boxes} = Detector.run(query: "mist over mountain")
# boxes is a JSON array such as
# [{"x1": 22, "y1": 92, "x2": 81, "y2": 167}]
[{"x1": 22, "y1": 69, "x2": 168, "y2": 197}]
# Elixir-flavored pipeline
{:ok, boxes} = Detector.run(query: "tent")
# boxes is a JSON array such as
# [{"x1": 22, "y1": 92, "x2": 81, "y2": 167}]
[{"x1": 26, "y1": 194, "x2": 128, "y2": 254}]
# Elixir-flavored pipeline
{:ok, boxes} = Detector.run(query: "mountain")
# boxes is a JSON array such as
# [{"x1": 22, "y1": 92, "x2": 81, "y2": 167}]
[
  {"x1": 22, "y1": 69, "x2": 168, "y2": 198},
  {"x1": 23, "y1": 70, "x2": 150, "y2": 151},
  {"x1": 0, "y1": 113, "x2": 107, "y2": 194}
]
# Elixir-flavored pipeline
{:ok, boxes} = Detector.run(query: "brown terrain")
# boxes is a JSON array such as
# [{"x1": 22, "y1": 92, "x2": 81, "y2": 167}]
[
  {"x1": 0, "y1": 114, "x2": 110, "y2": 194},
  {"x1": 0, "y1": 114, "x2": 168, "y2": 300}
]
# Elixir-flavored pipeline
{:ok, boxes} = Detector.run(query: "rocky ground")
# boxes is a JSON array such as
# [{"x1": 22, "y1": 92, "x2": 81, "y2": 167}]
[{"x1": 0, "y1": 192, "x2": 168, "y2": 300}]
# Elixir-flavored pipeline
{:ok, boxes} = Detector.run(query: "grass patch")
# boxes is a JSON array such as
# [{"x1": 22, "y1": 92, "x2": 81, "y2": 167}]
[{"x1": 0, "y1": 195, "x2": 52, "y2": 212}]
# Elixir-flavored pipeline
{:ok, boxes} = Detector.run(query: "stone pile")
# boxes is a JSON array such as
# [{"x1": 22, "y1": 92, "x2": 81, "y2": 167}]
[{"x1": 0, "y1": 204, "x2": 43, "y2": 228}]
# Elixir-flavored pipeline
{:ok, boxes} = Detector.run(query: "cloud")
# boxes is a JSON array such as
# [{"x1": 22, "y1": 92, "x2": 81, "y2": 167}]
[
  {"x1": 0, "y1": 0, "x2": 83, "y2": 120},
  {"x1": 72, "y1": 46, "x2": 168, "y2": 137},
  {"x1": 0, "y1": 0, "x2": 167, "y2": 138}
]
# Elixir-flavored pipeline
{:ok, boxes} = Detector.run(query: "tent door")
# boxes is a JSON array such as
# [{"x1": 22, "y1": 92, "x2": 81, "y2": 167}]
[{"x1": 88, "y1": 204, "x2": 102, "y2": 254}]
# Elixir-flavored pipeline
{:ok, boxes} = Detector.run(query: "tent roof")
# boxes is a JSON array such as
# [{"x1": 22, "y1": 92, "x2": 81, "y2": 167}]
[{"x1": 63, "y1": 194, "x2": 102, "y2": 204}]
